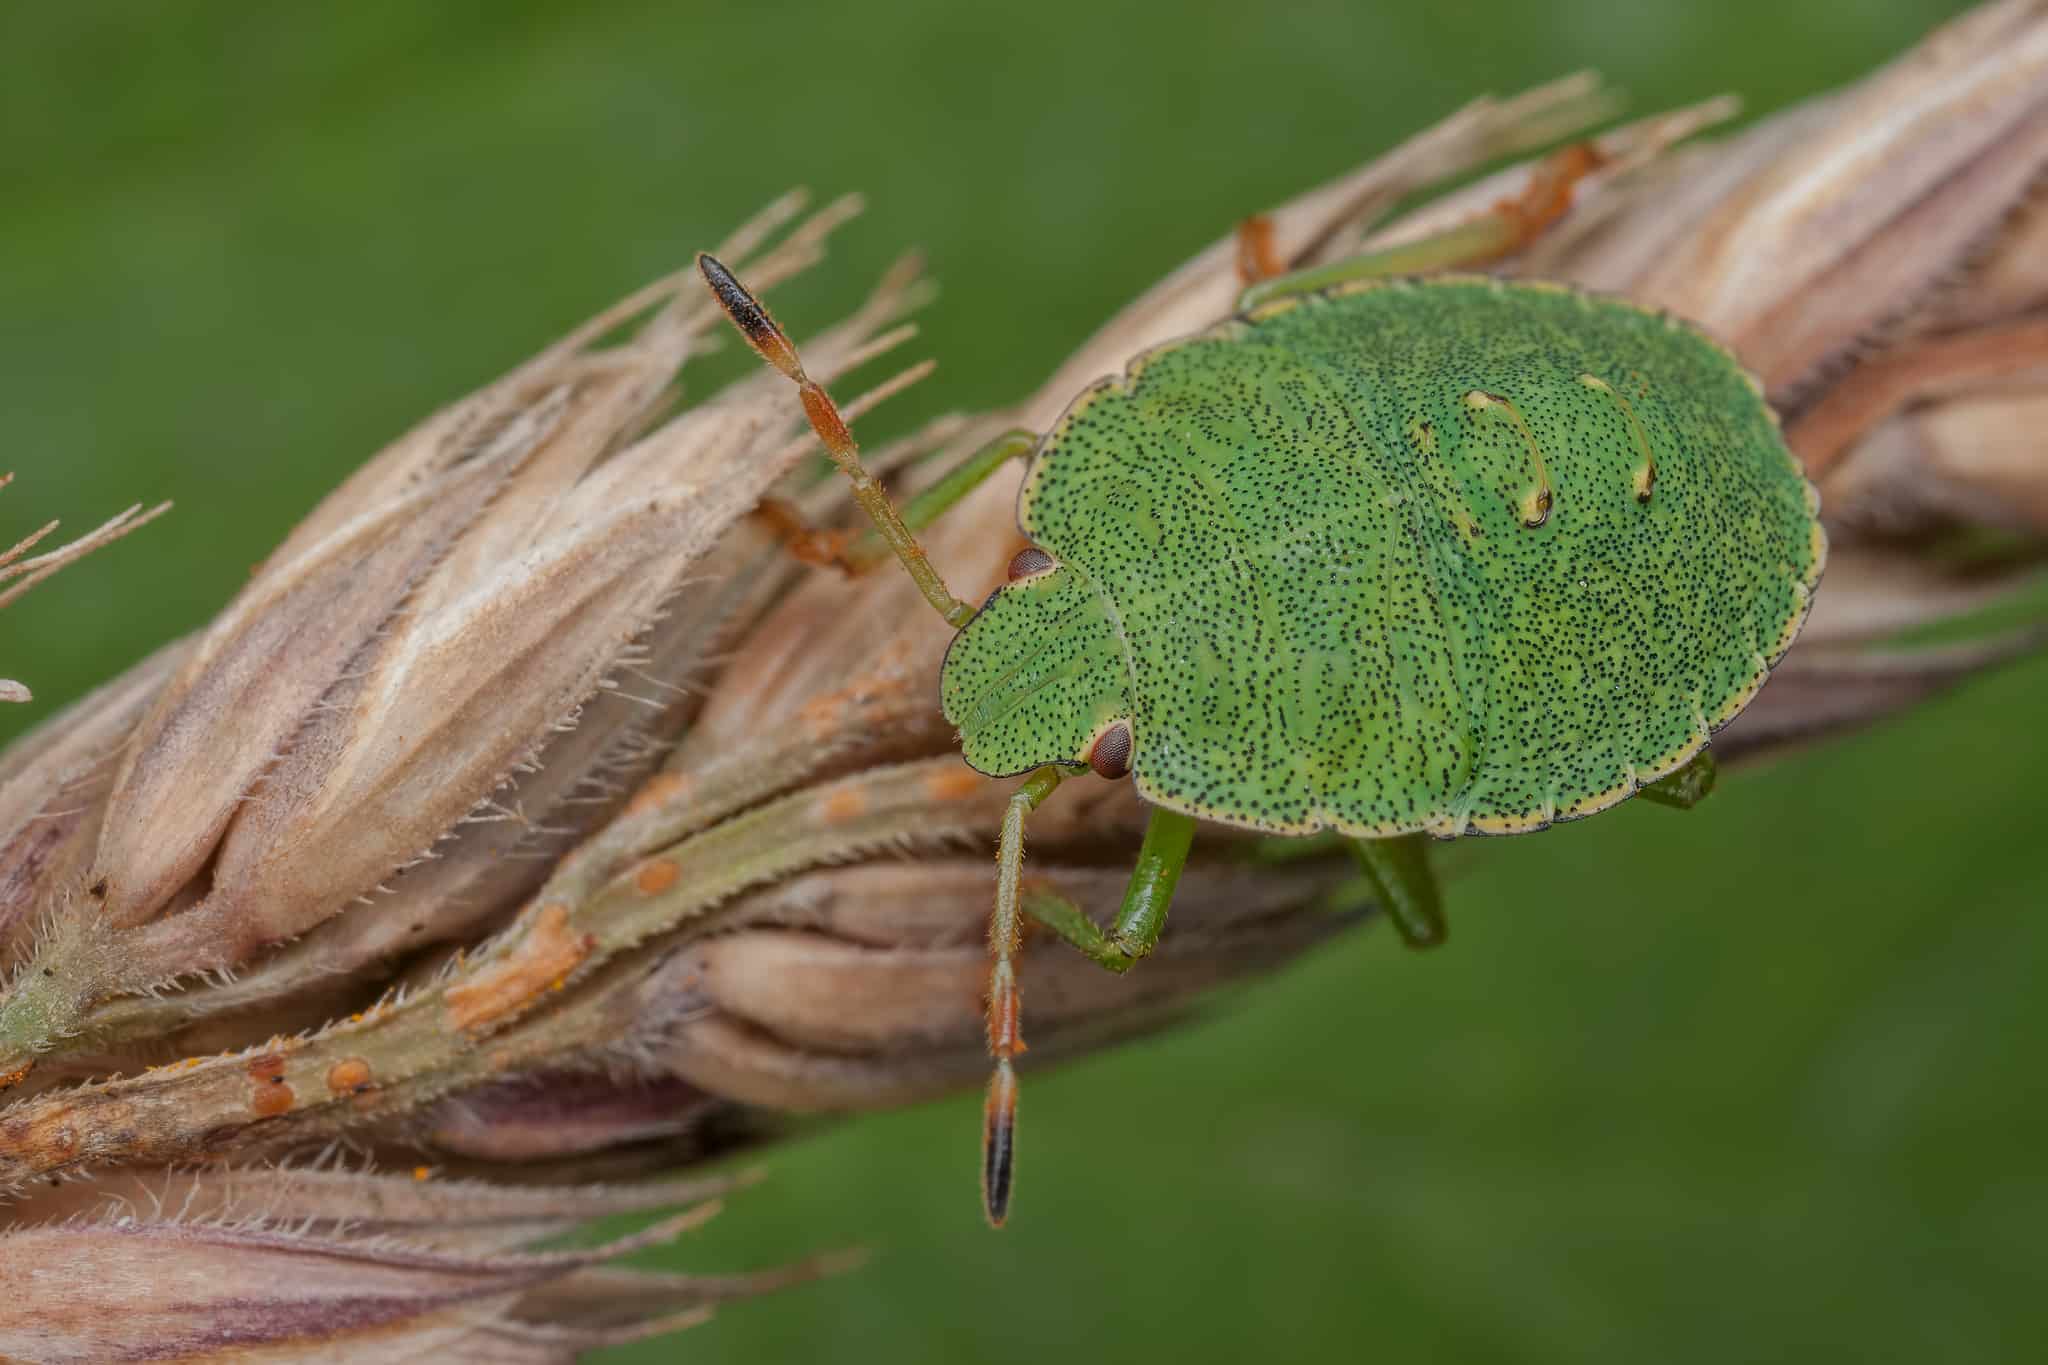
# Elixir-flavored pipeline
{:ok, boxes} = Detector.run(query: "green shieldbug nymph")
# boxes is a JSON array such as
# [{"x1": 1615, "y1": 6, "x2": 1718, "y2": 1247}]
[{"x1": 696, "y1": 157, "x2": 1825, "y2": 1227}]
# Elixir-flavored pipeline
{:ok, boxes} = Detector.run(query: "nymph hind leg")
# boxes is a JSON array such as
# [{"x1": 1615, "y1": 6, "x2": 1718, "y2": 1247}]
[
  {"x1": 1236, "y1": 141, "x2": 1605, "y2": 309},
  {"x1": 1018, "y1": 806, "x2": 1199, "y2": 973},
  {"x1": 1635, "y1": 750, "x2": 1718, "y2": 810},
  {"x1": 1348, "y1": 833, "x2": 1448, "y2": 948}
]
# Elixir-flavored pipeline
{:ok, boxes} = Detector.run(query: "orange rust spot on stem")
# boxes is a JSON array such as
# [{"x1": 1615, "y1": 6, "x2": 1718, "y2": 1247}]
[
  {"x1": 626, "y1": 772, "x2": 689, "y2": 816},
  {"x1": 797, "y1": 663, "x2": 920, "y2": 742},
  {"x1": 634, "y1": 858, "x2": 681, "y2": 895},
  {"x1": 445, "y1": 903, "x2": 596, "y2": 1033},
  {"x1": 251, "y1": 1079, "x2": 295, "y2": 1117},
  {"x1": 799, "y1": 698, "x2": 840, "y2": 742},
  {"x1": 0, "y1": 1062, "x2": 33, "y2": 1091},
  {"x1": 326, "y1": 1057, "x2": 373, "y2": 1095},
  {"x1": 1235, "y1": 214, "x2": 1285, "y2": 284},
  {"x1": 247, "y1": 1053, "x2": 295, "y2": 1116},
  {"x1": 924, "y1": 768, "x2": 985, "y2": 803},
  {"x1": 820, "y1": 788, "x2": 868, "y2": 824}
]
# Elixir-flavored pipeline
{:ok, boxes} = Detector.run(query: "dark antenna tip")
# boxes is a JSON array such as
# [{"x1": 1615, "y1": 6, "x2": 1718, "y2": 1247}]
[
  {"x1": 982, "y1": 1060, "x2": 1018, "y2": 1228},
  {"x1": 696, "y1": 253, "x2": 801, "y2": 379}
]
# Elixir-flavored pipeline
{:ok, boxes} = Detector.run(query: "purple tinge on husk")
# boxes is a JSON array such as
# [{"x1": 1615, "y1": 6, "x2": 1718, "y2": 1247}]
[
  {"x1": 1, "y1": 1, "x2": 2045, "y2": 1355},
  {"x1": 1, "y1": 1162, "x2": 853, "y2": 1363}
]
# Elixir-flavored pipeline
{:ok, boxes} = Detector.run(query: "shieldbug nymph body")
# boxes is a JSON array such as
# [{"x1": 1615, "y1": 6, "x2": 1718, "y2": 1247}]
[{"x1": 697, "y1": 155, "x2": 1825, "y2": 1226}]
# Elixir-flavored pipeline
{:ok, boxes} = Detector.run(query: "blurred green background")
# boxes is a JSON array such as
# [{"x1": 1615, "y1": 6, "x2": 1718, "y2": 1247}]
[{"x1": 6, "y1": 2, "x2": 2043, "y2": 1361}]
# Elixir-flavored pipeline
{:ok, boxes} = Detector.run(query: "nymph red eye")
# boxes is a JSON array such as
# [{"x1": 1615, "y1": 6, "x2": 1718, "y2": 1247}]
[
  {"x1": 1005, "y1": 546, "x2": 1056, "y2": 581},
  {"x1": 1087, "y1": 721, "x2": 1133, "y2": 780}
]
